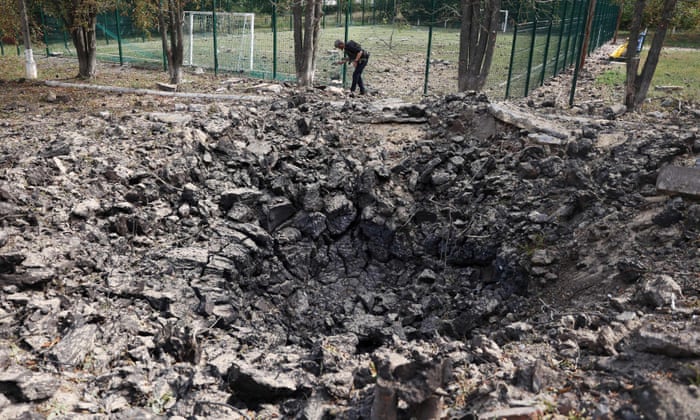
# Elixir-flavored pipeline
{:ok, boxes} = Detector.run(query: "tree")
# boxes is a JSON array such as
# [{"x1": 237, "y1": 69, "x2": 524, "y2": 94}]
[
  {"x1": 131, "y1": 0, "x2": 186, "y2": 85},
  {"x1": 18, "y1": 0, "x2": 37, "y2": 78},
  {"x1": 457, "y1": 0, "x2": 501, "y2": 92},
  {"x1": 619, "y1": 0, "x2": 699, "y2": 31},
  {"x1": 41, "y1": 0, "x2": 107, "y2": 79},
  {"x1": 0, "y1": 0, "x2": 20, "y2": 48},
  {"x1": 624, "y1": 0, "x2": 678, "y2": 110},
  {"x1": 158, "y1": 0, "x2": 186, "y2": 84},
  {"x1": 291, "y1": 0, "x2": 323, "y2": 87}
]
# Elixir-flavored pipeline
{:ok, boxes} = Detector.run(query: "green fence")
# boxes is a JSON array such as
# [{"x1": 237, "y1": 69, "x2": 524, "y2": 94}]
[
  {"x1": 505, "y1": 0, "x2": 620, "y2": 102},
  {"x1": 2, "y1": 0, "x2": 619, "y2": 101}
]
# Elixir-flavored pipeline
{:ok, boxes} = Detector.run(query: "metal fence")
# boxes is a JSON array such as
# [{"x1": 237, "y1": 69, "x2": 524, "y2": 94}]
[
  {"x1": 505, "y1": 0, "x2": 620, "y2": 102},
  {"x1": 2, "y1": 0, "x2": 619, "y2": 101}
]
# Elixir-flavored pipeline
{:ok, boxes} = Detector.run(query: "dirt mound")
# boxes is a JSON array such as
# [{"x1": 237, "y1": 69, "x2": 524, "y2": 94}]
[{"x1": 0, "y1": 48, "x2": 699, "y2": 419}]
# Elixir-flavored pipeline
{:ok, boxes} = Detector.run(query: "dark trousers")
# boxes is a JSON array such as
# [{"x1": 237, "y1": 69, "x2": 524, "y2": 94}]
[{"x1": 351, "y1": 57, "x2": 368, "y2": 94}]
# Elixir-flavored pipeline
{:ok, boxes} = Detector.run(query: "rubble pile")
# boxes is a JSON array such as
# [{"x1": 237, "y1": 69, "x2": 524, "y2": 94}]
[{"x1": 0, "y1": 61, "x2": 699, "y2": 419}]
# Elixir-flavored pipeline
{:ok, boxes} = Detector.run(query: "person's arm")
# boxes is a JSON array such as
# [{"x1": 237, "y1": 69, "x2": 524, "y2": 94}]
[{"x1": 352, "y1": 51, "x2": 362, "y2": 65}]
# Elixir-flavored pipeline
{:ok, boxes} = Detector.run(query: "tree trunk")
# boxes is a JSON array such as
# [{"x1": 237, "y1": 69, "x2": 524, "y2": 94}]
[
  {"x1": 624, "y1": 0, "x2": 678, "y2": 110},
  {"x1": 18, "y1": 0, "x2": 37, "y2": 79},
  {"x1": 71, "y1": 16, "x2": 97, "y2": 79},
  {"x1": 167, "y1": 0, "x2": 184, "y2": 85},
  {"x1": 293, "y1": 0, "x2": 323, "y2": 87},
  {"x1": 458, "y1": 0, "x2": 501, "y2": 92},
  {"x1": 158, "y1": 0, "x2": 184, "y2": 85}
]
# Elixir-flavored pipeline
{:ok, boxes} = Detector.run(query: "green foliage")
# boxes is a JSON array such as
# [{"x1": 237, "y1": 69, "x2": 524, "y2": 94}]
[
  {"x1": 618, "y1": 0, "x2": 700, "y2": 31},
  {"x1": 39, "y1": 0, "x2": 113, "y2": 29},
  {"x1": 0, "y1": 1, "x2": 20, "y2": 40}
]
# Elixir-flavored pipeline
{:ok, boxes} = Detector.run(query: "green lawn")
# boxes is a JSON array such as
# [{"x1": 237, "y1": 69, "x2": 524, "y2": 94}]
[{"x1": 596, "y1": 32, "x2": 700, "y2": 104}]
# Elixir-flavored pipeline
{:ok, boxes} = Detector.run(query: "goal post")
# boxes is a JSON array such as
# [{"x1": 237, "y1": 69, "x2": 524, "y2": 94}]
[
  {"x1": 499, "y1": 10, "x2": 509, "y2": 33},
  {"x1": 184, "y1": 11, "x2": 255, "y2": 72}
]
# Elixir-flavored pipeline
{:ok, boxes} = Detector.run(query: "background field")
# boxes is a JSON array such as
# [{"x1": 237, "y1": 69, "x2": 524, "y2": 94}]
[{"x1": 2, "y1": 26, "x2": 698, "y2": 103}]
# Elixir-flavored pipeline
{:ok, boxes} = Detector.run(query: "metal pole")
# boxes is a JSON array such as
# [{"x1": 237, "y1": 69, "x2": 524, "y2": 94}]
[
  {"x1": 553, "y1": 0, "x2": 569, "y2": 76},
  {"x1": 613, "y1": 0, "x2": 623, "y2": 44},
  {"x1": 562, "y1": 0, "x2": 577, "y2": 68},
  {"x1": 423, "y1": 0, "x2": 435, "y2": 95},
  {"x1": 524, "y1": 19, "x2": 537, "y2": 96},
  {"x1": 213, "y1": 0, "x2": 219, "y2": 75},
  {"x1": 115, "y1": 3, "x2": 123, "y2": 65},
  {"x1": 579, "y1": 0, "x2": 597, "y2": 68},
  {"x1": 160, "y1": 0, "x2": 167, "y2": 71},
  {"x1": 505, "y1": 22, "x2": 519, "y2": 99},
  {"x1": 188, "y1": 12, "x2": 194, "y2": 65},
  {"x1": 248, "y1": 13, "x2": 254, "y2": 71},
  {"x1": 272, "y1": 0, "x2": 277, "y2": 79},
  {"x1": 342, "y1": 0, "x2": 350, "y2": 87},
  {"x1": 362, "y1": 0, "x2": 365, "y2": 25},
  {"x1": 540, "y1": 18, "x2": 554, "y2": 86},
  {"x1": 40, "y1": 8, "x2": 49, "y2": 57},
  {"x1": 570, "y1": 0, "x2": 591, "y2": 106}
]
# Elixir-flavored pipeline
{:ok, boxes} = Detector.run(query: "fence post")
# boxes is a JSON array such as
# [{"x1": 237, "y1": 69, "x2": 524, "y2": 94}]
[
  {"x1": 115, "y1": 4, "x2": 124, "y2": 65},
  {"x1": 524, "y1": 19, "x2": 537, "y2": 96},
  {"x1": 505, "y1": 22, "x2": 519, "y2": 99},
  {"x1": 570, "y1": 0, "x2": 592, "y2": 106},
  {"x1": 102, "y1": 14, "x2": 109, "y2": 45},
  {"x1": 562, "y1": 0, "x2": 577, "y2": 68},
  {"x1": 213, "y1": 0, "x2": 219, "y2": 75},
  {"x1": 572, "y1": 0, "x2": 588, "y2": 65},
  {"x1": 579, "y1": 0, "x2": 597, "y2": 68},
  {"x1": 613, "y1": 0, "x2": 623, "y2": 43},
  {"x1": 342, "y1": 0, "x2": 351, "y2": 88},
  {"x1": 553, "y1": 0, "x2": 569, "y2": 76},
  {"x1": 40, "y1": 8, "x2": 49, "y2": 56},
  {"x1": 362, "y1": 0, "x2": 365, "y2": 25},
  {"x1": 272, "y1": 0, "x2": 277, "y2": 79},
  {"x1": 160, "y1": 0, "x2": 167, "y2": 71},
  {"x1": 423, "y1": 0, "x2": 435, "y2": 95},
  {"x1": 540, "y1": 17, "x2": 554, "y2": 86}
]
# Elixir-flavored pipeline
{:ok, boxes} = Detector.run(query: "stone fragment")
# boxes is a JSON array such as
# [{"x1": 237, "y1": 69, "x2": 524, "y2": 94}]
[
  {"x1": 640, "y1": 274, "x2": 683, "y2": 308},
  {"x1": 656, "y1": 165, "x2": 700, "y2": 198}
]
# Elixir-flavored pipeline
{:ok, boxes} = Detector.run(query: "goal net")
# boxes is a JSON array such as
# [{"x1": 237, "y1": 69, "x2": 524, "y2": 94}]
[{"x1": 183, "y1": 11, "x2": 255, "y2": 72}]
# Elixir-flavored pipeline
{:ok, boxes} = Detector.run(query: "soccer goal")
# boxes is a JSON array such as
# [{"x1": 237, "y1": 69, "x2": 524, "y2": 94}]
[
  {"x1": 499, "y1": 10, "x2": 510, "y2": 33},
  {"x1": 183, "y1": 11, "x2": 255, "y2": 72}
]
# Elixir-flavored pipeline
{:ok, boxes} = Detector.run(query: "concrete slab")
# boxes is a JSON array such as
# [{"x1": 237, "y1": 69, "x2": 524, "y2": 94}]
[
  {"x1": 656, "y1": 165, "x2": 700, "y2": 198},
  {"x1": 488, "y1": 102, "x2": 572, "y2": 141}
]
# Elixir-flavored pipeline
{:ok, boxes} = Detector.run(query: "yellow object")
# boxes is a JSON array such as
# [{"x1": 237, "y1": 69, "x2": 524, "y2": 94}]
[{"x1": 609, "y1": 42, "x2": 628, "y2": 60}]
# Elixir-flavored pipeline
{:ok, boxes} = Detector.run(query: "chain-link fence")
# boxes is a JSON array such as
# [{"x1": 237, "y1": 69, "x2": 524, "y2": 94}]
[{"x1": 2, "y1": 0, "x2": 619, "y2": 100}]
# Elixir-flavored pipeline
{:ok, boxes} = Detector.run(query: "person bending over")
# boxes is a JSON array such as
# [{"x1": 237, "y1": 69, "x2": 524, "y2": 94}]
[{"x1": 334, "y1": 39, "x2": 370, "y2": 95}]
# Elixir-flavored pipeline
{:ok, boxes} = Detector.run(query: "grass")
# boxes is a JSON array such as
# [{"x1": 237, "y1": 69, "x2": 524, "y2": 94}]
[
  {"x1": 660, "y1": 31, "x2": 700, "y2": 49},
  {"x1": 1, "y1": 25, "x2": 507, "y2": 99},
  {"x1": 3, "y1": 25, "x2": 698, "y2": 103},
  {"x1": 596, "y1": 30, "x2": 700, "y2": 103},
  {"x1": 596, "y1": 45, "x2": 700, "y2": 103}
]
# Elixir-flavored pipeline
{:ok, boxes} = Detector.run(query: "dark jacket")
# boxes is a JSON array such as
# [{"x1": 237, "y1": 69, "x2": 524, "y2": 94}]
[{"x1": 345, "y1": 40, "x2": 369, "y2": 61}]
